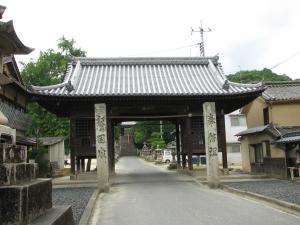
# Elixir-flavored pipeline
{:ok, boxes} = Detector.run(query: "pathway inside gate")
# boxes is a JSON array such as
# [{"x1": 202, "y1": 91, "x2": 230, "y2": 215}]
[{"x1": 89, "y1": 157, "x2": 300, "y2": 225}]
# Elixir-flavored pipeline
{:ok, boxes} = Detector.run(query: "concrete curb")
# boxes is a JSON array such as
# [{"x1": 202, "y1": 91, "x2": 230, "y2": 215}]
[
  {"x1": 78, "y1": 189, "x2": 100, "y2": 225},
  {"x1": 222, "y1": 185, "x2": 300, "y2": 216},
  {"x1": 177, "y1": 169, "x2": 300, "y2": 216}
]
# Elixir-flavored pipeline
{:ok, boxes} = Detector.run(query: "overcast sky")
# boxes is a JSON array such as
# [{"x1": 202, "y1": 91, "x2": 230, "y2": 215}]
[{"x1": 2, "y1": 0, "x2": 300, "y2": 79}]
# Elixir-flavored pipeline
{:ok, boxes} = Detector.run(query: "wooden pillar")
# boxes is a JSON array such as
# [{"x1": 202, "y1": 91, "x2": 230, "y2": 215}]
[
  {"x1": 86, "y1": 158, "x2": 91, "y2": 172},
  {"x1": 95, "y1": 103, "x2": 109, "y2": 191},
  {"x1": 70, "y1": 118, "x2": 76, "y2": 174},
  {"x1": 182, "y1": 154, "x2": 187, "y2": 168},
  {"x1": 218, "y1": 112, "x2": 228, "y2": 170},
  {"x1": 0, "y1": 52, "x2": 3, "y2": 74},
  {"x1": 284, "y1": 147, "x2": 289, "y2": 178},
  {"x1": 107, "y1": 120, "x2": 115, "y2": 175},
  {"x1": 76, "y1": 157, "x2": 80, "y2": 174},
  {"x1": 80, "y1": 158, "x2": 85, "y2": 172},
  {"x1": 186, "y1": 114, "x2": 193, "y2": 170},
  {"x1": 203, "y1": 102, "x2": 220, "y2": 188},
  {"x1": 176, "y1": 121, "x2": 181, "y2": 168}
]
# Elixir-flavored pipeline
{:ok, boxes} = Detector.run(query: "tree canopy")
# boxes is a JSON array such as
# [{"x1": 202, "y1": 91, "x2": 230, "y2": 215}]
[
  {"x1": 132, "y1": 121, "x2": 175, "y2": 149},
  {"x1": 21, "y1": 37, "x2": 86, "y2": 139},
  {"x1": 226, "y1": 68, "x2": 292, "y2": 84}
]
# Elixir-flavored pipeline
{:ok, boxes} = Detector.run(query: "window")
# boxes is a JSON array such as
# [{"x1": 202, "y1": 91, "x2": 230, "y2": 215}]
[
  {"x1": 231, "y1": 144, "x2": 241, "y2": 153},
  {"x1": 230, "y1": 117, "x2": 240, "y2": 126},
  {"x1": 263, "y1": 107, "x2": 269, "y2": 125},
  {"x1": 230, "y1": 115, "x2": 246, "y2": 127}
]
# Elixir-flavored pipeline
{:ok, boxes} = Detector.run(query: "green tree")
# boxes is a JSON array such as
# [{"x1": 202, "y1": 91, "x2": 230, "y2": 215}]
[
  {"x1": 227, "y1": 68, "x2": 292, "y2": 83},
  {"x1": 132, "y1": 121, "x2": 175, "y2": 149},
  {"x1": 147, "y1": 132, "x2": 166, "y2": 149},
  {"x1": 21, "y1": 37, "x2": 86, "y2": 140}
]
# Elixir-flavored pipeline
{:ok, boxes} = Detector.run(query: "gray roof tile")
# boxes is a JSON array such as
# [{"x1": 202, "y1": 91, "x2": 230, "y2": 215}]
[
  {"x1": 31, "y1": 57, "x2": 264, "y2": 97},
  {"x1": 262, "y1": 82, "x2": 300, "y2": 102}
]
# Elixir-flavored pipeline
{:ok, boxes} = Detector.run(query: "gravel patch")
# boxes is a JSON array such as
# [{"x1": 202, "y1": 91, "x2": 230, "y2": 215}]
[
  {"x1": 53, "y1": 187, "x2": 96, "y2": 225},
  {"x1": 225, "y1": 180, "x2": 300, "y2": 205}
]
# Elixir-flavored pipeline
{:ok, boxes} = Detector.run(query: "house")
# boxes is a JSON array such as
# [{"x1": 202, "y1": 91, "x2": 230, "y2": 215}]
[
  {"x1": 237, "y1": 81, "x2": 300, "y2": 178},
  {"x1": 39, "y1": 137, "x2": 65, "y2": 169},
  {"x1": 221, "y1": 110, "x2": 247, "y2": 165}
]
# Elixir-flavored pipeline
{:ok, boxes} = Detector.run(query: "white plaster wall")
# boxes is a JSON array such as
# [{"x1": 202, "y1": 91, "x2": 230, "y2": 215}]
[{"x1": 49, "y1": 141, "x2": 65, "y2": 169}]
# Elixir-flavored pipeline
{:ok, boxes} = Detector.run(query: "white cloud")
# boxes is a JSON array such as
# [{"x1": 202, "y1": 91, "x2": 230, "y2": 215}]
[{"x1": 2, "y1": 0, "x2": 300, "y2": 79}]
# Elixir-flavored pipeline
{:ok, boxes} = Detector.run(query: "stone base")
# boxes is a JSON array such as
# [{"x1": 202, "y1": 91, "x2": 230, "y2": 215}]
[
  {"x1": 0, "y1": 163, "x2": 38, "y2": 185},
  {"x1": 0, "y1": 179, "x2": 52, "y2": 225},
  {"x1": 31, "y1": 206, "x2": 75, "y2": 225},
  {"x1": 73, "y1": 172, "x2": 97, "y2": 180}
]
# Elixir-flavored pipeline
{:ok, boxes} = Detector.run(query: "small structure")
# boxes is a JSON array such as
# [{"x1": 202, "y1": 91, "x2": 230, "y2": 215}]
[
  {"x1": 237, "y1": 81, "x2": 300, "y2": 178},
  {"x1": 39, "y1": 137, "x2": 65, "y2": 169}
]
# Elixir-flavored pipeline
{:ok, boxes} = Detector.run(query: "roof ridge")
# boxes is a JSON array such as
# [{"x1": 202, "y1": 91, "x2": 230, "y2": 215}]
[
  {"x1": 71, "y1": 56, "x2": 219, "y2": 66},
  {"x1": 264, "y1": 81, "x2": 300, "y2": 87}
]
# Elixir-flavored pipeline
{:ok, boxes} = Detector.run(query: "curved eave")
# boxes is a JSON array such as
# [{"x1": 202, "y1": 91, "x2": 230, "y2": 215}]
[
  {"x1": 29, "y1": 88, "x2": 264, "y2": 100},
  {"x1": 0, "y1": 20, "x2": 34, "y2": 55},
  {"x1": 29, "y1": 85, "x2": 265, "y2": 98}
]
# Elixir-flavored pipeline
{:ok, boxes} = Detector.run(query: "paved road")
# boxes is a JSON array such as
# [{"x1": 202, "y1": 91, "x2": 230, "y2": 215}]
[{"x1": 90, "y1": 156, "x2": 300, "y2": 225}]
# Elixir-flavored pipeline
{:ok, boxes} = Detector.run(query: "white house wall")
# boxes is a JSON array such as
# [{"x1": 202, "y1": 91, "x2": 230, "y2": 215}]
[{"x1": 225, "y1": 110, "x2": 247, "y2": 143}]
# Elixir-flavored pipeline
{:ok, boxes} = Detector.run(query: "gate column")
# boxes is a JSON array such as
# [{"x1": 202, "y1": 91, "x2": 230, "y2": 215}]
[
  {"x1": 95, "y1": 103, "x2": 109, "y2": 191},
  {"x1": 203, "y1": 102, "x2": 220, "y2": 188}
]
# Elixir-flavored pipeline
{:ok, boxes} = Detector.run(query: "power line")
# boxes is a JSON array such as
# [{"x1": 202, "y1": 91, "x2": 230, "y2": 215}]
[
  {"x1": 127, "y1": 43, "x2": 198, "y2": 57},
  {"x1": 269, "y1": 51, "x2": 300, "y2": 70}
]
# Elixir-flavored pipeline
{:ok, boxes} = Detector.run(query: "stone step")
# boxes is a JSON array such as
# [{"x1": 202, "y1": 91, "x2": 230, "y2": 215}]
[
  {"x1": 0, "y1": 162, "x2": 38, "y2": 185},
  {"x1": 30, "y1": 205, "x2": 75, "y2": 225}
]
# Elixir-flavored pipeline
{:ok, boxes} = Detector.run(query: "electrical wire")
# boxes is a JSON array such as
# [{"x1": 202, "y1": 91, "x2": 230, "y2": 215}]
[{"x1": 269, "y1": 51, "x2": 300, "y2": 70}]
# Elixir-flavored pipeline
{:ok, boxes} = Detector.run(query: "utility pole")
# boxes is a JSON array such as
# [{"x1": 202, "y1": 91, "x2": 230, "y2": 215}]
[{"x1": 191, "y1": 20, "x2": 211, "y2": 57}]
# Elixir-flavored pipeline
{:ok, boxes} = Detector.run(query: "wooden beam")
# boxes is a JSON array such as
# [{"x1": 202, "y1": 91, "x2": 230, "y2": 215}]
[{"x1": 108, "y1": 114, "x2": 203, "y2": 119}]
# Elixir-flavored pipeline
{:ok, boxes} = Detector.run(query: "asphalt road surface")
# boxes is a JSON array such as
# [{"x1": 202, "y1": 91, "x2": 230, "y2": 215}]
[{"x1": 90, "y1": 156, "x2": 300, "y2": 225}]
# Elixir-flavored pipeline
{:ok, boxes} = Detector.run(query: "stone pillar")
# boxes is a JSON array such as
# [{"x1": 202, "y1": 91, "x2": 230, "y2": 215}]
[
  {"x1": 95, "y1": 103, "x2": 109, "y2": 191},
  {"x1": 203, "y1": 102, "x2": 220, "y2": 188}
]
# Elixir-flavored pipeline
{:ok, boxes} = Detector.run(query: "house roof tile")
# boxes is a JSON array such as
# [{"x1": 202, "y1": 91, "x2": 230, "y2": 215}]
[{"x1": 262, "y1": 81, "x2": 300, "y2": 102}]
